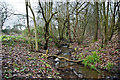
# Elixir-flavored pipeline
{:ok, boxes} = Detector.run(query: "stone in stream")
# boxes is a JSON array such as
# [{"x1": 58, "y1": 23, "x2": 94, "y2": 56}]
[
  {"x1": 72, "y1": 68, "x2": 84, "y2": 78},
  {"x1": 54, "y1": 58, "x2": 60, "y2": 66},
  {"x1": 55, "y1": 62, "x2": 60, "y2": 66},
  {"x1": 55, "y1": 58, "x2": 60, "y2": 62}
]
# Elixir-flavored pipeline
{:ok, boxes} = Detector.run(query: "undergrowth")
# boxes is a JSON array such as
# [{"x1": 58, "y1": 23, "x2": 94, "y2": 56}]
[
  {"x1": 1, "y1": 35, "x2": 28, "y2": 47},
  {"x1": 82, "y1": 51, "x2": 101, "y2": 71}
]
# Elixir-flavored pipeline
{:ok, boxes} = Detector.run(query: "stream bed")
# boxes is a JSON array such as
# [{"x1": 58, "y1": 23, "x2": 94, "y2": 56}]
[{"x1": 48, "y1": 45, "x2": 120, "y2": 79}]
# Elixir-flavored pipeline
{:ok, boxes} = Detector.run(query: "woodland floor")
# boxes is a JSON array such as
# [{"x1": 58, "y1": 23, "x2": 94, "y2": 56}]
[
  {"x1": 1, "y1": 36, "x2": 120, "y2": 79},
  {"x1": 2, "y1": 43, "x2": 61, "y2": 79}
]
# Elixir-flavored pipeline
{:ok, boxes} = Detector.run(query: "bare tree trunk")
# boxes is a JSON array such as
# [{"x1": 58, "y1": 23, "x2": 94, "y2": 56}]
[
  {"x1": 25, "y1": 0, "x2": 32, "y2": 49},
  {"x1": 94, "y1": 2, "x2": 99, "y2": 41},
  {"x1": 108, "y1": 3, "x2": 117, "y2": 41},
  {"x1": 0, "y1": 24, "x2": 3, "y2": 32},
  {"x1": 44, "y1": 23, "x2": 49, "y2": 50},
  {"x1": 79, "y1": 9, "x2": 88, "y2": 45},
  {"x1": 67, "y1": 1, "x2": 72, "y2": 42},
  {"x1": 0, "y1": 8, "x2": 2, "y2": 35},
  {"x1": 28, "y1": 2, "x2": 38, "y2": 51},
  {"x1": 118, "y1": 5, "x2": 120, "y2": 51},
  {"x1": 38, "y1": 1, "x2": 57, "y2": 50},
  {"x1": 49, "y1": 1, "x2": 53, "y2": 32},
  {"x1": 103, "y1": 2, "x2": 109, "y2": 45}
]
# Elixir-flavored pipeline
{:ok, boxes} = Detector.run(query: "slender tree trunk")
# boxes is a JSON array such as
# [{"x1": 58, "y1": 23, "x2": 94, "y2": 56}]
[
  {"x1": 94, "y1": 2, "x2": 99, "y2": 41},
  {"x1": 67, "y1": 1, "x2": 72, "y2": 42},
  {"x1": 0, "y1": 24, "x2": 3, "y2": 32},
  {"x1": 108, "y1": 3, "x2": 116, "y2": 41},
  {"x1": 103, "y1": 2, "x2": 109, "y2": 45},
  {"x1": 73, "y1": 11, "x2": 78, "y2": 42},
  {"x1": 0, "y1": 10, "x2": 2, "y2": 34},
  {"x1": 28, "y1": 2, "x2": 38, "y2": 51},
  {"x1": 44, "y1": 23, "x2": 49, "y2": 50},
  {"x1": 109, "y1": 13, "x2": 115, "y2": 41},
  {"x1": 49, "y1": 1, "x2": 53, "y2": 32},
  {"x1": 118, "y1": 5, "x2": 120, "y2": 51},
  {"x1": 33, "y1": 17, "x2": 38, "y2": 51},
  {"x1": 25, "y1": 0, "x2": 32, "y2": 49}
]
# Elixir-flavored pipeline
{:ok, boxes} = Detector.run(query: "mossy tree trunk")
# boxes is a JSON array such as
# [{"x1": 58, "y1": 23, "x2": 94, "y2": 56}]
[
  {"x1": 25, "y1": 0, "x2": 32, "y2": 49},
  {"x1": 28, "y1": 1, "x2": 38, "y2": 51},
  {"x1": 94, "y1": 2, "x2": 99, "y2": 41},
  {"x1": 103, "y1": 2, "x2": 109, "y2": 45}
]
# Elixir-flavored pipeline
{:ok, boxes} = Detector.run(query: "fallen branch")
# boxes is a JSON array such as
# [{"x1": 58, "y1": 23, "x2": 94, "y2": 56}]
[{"x1": 47, "y1": 55, "x2": 82, "y2": 63}]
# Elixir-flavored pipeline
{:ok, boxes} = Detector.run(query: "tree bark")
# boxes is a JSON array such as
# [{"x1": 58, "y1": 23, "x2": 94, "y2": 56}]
[
  {"x1": 25, "y1": 0, "x2": 32, "y2": 49},
  {"x1": 94, "y1": 2, "x2": 99, "y2": 41},
  {"x1": 108, "y1": 3, "x2": 117, "y2": 41},
  {"x1": 28, "y1": 2, "x2": 38, "y2": 51},
  {"x1": 67, "y1": 1, "x2": 72, "y2": 42},
  {"x1": 103, "y1": 2, "x2": 109, "y2": 45}
]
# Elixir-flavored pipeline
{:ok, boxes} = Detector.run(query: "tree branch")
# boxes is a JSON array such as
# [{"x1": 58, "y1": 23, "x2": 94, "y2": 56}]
[
  {"x1": 77, "y1": 3, "x2": 89, "y2": 14},
  {"x1": 48, "y1": 12, "x2": 57, "y2": 23},
  {"x1": 47, "y1": 55, "x2": 82, "y2": 63},
  {"x1": 38, "y1": 0, "x2": 47, "y2": 23},
  {"x1": 10, "y1": 12, "x2": 33, "y2": 19}
]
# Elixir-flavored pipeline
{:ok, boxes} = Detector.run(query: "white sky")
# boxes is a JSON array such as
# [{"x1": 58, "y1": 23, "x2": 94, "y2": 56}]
[
  {"x1": 1, "y1": 0, "x2": 69, "y2": 29},
  {"x1": 2, "y1": 0, "x2": 76, "y2": 14},
  {"x1": 3, "y1": 0, "x2": 37, "y2": 14},
  {"x1": 1, "y1": 0, "x2": 38, "y2": 29},
  {"x1": 1, "y1": 0, "x2": 119, "y2": 29},
  {"x1": 1, "y1": 0, "x2": 119, "y2": 14}
]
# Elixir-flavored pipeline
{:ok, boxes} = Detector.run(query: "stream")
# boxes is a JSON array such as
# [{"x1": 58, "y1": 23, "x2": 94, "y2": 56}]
[{"x1": 48, "y1": 45, "x2": 120, "y2": 79}]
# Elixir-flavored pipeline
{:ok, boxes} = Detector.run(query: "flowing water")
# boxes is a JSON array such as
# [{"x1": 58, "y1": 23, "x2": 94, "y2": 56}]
[{"x1": 48, "y1": 45, "x2": 119, "y2": 79}]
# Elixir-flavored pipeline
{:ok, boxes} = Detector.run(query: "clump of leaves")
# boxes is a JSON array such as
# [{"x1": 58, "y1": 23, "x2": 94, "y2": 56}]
[
  {"x1": 82, "y1": 51, "x2": 101, "y2": 70},
  {"x1": 105, "y1": 62, "x2": 114, "y2": 71}
]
